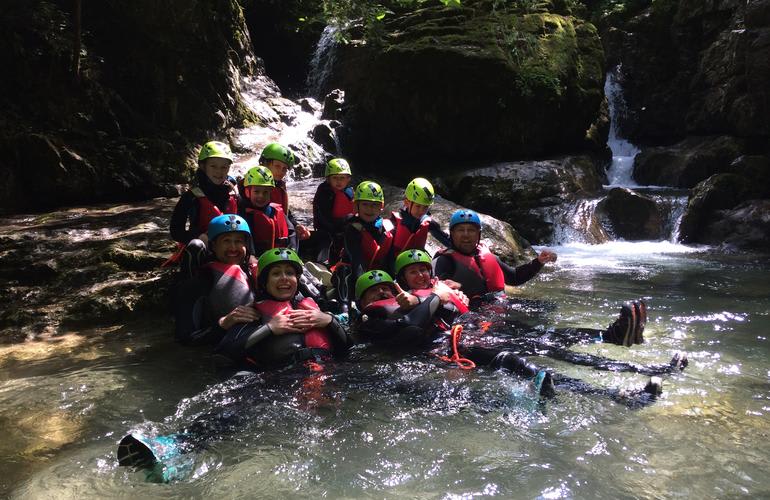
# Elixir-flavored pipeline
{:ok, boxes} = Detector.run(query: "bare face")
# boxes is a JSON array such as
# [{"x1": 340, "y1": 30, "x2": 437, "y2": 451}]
[
  {"x1": 202, "y1": 157, "x2": 232, "y2": 185},
  {"x1": 212, "y1": 232, "x2": 247, "y2": 265},
  {"x1": 403, "y1": 262, "x2": 432, "y2": 290},
  {"x1": 361, "y1": 283, "x2": 395, "y2": 309},
  {"x1": 266, "y1": 159, "x2": 289, "y2": 181},
  {"x1": 265, "y1": 263, "x2": 298, "y2": 301},
  {"x1": 356, "y1": 200, "x2": 383, "y2": 223},
  {"x1": 247, "y1": 185, "x2": 273, "y2": 208},
  {"x1": 406, "y1": 200, "x2": 429, "y2": 219},
  {"x1": 450, "y1": 223, "x2": 481, "y2": 254},
  {"x1": 328, "y1": 174, "x2": 351, "y2": 191}
]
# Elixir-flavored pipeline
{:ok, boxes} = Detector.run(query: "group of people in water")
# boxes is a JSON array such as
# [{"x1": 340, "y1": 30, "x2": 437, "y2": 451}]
[{"x1": 169, "y1": 140, "x2": 687, "y2": 403}]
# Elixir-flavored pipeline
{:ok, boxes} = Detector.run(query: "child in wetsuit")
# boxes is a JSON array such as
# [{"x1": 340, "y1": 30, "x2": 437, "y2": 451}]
[
  {"x1": 258, "y1": 143, "x2": 311, "y2": 242},
  {"x1": 330, "y1": 180, "x2": 394, "y2": 307},
  {"x1": 312, "y1": 158, "x2": 354, "y2": 265},
  {"x1": 168, "y1": 140, "x2": 239, "y2": 275},
  {"x1": 238, "y1": 165, "x2": 296, "y2": 257},
  {"x1": 389, "y1": 177, "x2": 451, "y2": 255}
]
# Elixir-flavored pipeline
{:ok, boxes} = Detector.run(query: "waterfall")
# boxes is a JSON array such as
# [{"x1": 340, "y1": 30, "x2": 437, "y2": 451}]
[
  {"x1": 306, "y1": 26, "x2": 339, "y2": 98},
  {"x1": 604, "y1": 65, "x2": 641, "y2": 188}
]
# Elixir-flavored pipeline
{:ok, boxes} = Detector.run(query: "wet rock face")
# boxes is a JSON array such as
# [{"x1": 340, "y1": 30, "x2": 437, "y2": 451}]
[
  {"x1": 699, "y1": 200, "x2": 770, "y2": 251},
  {"x1": 435, "y1": 155, "x2": 604, "y2": 243},
  {"x1": 606, "y1": 0, "x2": 770, "y2": 142},
  {"x1": 633, "y1": 136, "x2": 746, "y2": 188},
  {"x1": 325, "y1": 3, "x2": 605, "y2": 164},
  {"x1": 595, "y1": 187, "x2": 662, "y2": 241},
  {"x1": 0, "y1": 0, "x2": 268, "y2": 213},
  {"x1": 678, "y1": 168, "x2": 770, "y2": 245},
  {"x1": 0, "y1": 200, "x2": 177, "y2": 342}
]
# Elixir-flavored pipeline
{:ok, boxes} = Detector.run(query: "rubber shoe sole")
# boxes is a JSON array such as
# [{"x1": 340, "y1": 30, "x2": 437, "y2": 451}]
[
  {"x1": 621, "y1": 303, "x2": 637, "y2": 347},
  {"x1": 670, "y1": 351, "x2": 688, "y2": 371},
  {"x1": 633, "y1": 300, "x2": 647, "y2": 345},
  {"x1": 644, "y1": 376, "x2": 663, "y2": 396}
]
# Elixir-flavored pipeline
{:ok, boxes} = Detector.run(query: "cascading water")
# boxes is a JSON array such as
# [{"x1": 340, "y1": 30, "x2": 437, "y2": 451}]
[
  {"x1": 306, "y1": 26, "x2": 339, "y2": 98},
  {"x1": 604, "y1": 65, "x2": 641, "y2": 188}
]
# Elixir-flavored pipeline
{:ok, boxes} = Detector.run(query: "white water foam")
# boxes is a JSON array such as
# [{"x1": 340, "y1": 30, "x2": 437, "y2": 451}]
[{"x1": 604, "y1": 65, "x2": 641, "y2": 188}]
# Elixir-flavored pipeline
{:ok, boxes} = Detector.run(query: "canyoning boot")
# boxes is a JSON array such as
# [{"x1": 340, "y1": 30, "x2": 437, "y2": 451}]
[
  {"x1": 633, "y1": 300, "x2": 647, "y2": 344},
  {"x1": 643, "y1": 376, "x2": 663, "y2": 397},
  {"x1": 603, "y1": 303, "x2": 637, "y2": 347},
  {"x1": 669, "y1": 351, "x2": 689, "y2": 371},
  {"x1": 531, "y1": 370, "x2": 556, "y2": 398}
]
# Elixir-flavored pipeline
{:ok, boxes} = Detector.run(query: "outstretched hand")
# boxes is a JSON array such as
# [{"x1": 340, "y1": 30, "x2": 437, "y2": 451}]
[
  {"x1": 537, "y1": 249, "x2": 557, "y2": 264},
  {"x1": 393, "y1": 282, "x2": 419, "y2": 310}
]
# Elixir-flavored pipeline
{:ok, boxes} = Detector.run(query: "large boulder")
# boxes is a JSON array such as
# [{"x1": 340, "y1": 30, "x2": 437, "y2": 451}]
[
  {"x1": 698, "y1": 200, "x2": 770, "y2": 251},
  {"x1": 435, "y1": 155, "x2": 605, "y2": 243},
  {"x1": 633, "y1": 135, "x2": 746, "y2": 188},
  {"x1": 595, "y1": 187, "x2": 663, "y2": 240},
  {"x1": 323, "y1": 2, "x2": 605, "y2": 165},
  {"x1": 678, "y1": 173, "x2": 758, "y2": 244}
]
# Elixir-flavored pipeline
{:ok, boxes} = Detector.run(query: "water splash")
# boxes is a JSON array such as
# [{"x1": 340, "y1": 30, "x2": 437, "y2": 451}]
[{"x1": 604, "y1": 66, "x2": 641, "y2": 188}]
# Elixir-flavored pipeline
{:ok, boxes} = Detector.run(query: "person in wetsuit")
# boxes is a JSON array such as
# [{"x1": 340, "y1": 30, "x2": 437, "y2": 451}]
[
  {"x1": 169, "y1": 140, "x2": 240, "y2": 275},
  {"x1": 172, "y1": 214, "x2": 262, "y2": 346},
  {"x1": 354, "y1": 261, "x2": 683, "y2": 404},
  {"x1": 214, "y1": 248, "x2": 349, "y2": 371},
  {"x1": 389, "y1": 177, "x2": 451, "y2": 256},
  {"x1": 311, "y1": 158, "x2": 354, "y2": 265},
  {"x1": 258, "y1": 143, "x2": 311, "y2": 242},
  {"x1": 237, "y1": 165, "x2": 297, "y2": 256},
  {"x1": 331, "y1": 180, "x2": 395, "y2": 307},
  {"x1": 433, "y1": 209, "x2": 557, "y2": 305}
]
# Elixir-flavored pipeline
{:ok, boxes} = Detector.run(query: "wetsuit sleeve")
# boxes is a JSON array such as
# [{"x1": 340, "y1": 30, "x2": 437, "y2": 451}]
[
  {"x1": 354, "y1": 295, "x2": 440, "y2": 347},
  {"x1": 498, "y1": 256, "x2": 544, "y2": 286},
  {"x1": 312, "y1": 183, "x2": 337, "y2": 234},
  {"x1": 428, "y1": 220, "x2": 452, "y2": 248},
  {"x1": 286, "y1": 217, "x2": 298, "y2": 251},
  {"x1": 170, "y1": 192, "x2": 200, "y2": 244},
  {"x1": 345, "y1": 225, "x2": 365, "y2": 291},
  {"x1": 433, "y1": 253, "x2": 456, "y2": 280},
  {"x1": 326, "y1": 315, "x2": 351, "y2": 355}
]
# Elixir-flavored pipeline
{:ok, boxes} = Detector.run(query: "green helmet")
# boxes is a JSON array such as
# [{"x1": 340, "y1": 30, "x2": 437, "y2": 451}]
[
  {"x1": 259, "y1": 143, "x2": 295, "y2": 167},
  {"x1": 243, "y1": 165, "x2": 275, "y2": 187},
  {"x1": 405, "y1": 177, "x2": 435, "y2": 206},
  {"x1": 257, "y1": 248, "x2": 304, "y2": 278},
  {"x1": 198, "y1": 141, "x2": 234, "y2": 162},
  {"x1": 354, "y1": 181, "x2": 384, "y2": 204},
  {"x1": 355, "y1": 269, "x2": 395, "y2": 300},
  {"x1": 325, "y1": 158, "x2": 352, "y2": 177},
  {"x1": 394, "y1": 249, "x2": 432, "y2": 277}
]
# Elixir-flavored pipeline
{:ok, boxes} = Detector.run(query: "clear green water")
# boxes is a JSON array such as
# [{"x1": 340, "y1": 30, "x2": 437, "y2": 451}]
[{"x1": 3, "y1": 242, "x2": 769, "y2": 498}]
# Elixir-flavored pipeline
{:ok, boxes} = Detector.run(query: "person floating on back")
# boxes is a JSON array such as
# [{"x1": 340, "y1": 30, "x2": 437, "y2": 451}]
[
  {"x1": 312, "y1": 158, "x2": 354, "y2": 265},
  {"x1": 168, "y1": 140, "x2": 239, "y2": 272},
  {"x1": 390, "y1": 177, "x2": 451, "y2": 255}
]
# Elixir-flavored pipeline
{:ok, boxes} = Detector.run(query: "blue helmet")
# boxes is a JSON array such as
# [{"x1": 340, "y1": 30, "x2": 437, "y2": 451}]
[
  {"x1": 207, "y1": 214, "x2": 251, "y2": 243},
  {"x1": 449, "y1": 209, "x2": 481, "y2": 230}
]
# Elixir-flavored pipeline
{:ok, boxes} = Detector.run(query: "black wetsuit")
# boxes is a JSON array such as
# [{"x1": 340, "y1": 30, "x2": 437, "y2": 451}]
[
  {"x1": 169, "y1": 170, "x2": 238, "y2": 245},
  {"x1": 312, "y1": 181, "x2": 352, "y2": 264},
  {"x1": 433, "y1": 247, "x2": 544, "y2": 300}
]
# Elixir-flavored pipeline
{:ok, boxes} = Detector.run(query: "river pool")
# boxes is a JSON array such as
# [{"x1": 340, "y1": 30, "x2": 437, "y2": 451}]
[{"x1": 2, "y1": 241, "x2": 769, "y2": 498}]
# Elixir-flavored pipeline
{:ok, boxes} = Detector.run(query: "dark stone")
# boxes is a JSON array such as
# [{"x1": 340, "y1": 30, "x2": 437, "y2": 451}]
[
  {"x1": 311, "y1": 123, "x2": 338, "y2": 154},
  {"x1": 699, "y1": 200, "x2": 770, "y2": 250},
  {"x1": 595, "y1": 187, "x2": 662, "y2": 240},
  {"x1": 678, "y1": 173, "x2": 755, "y2": 243},
  {"x1": 321, "y1": 89, "x2": 345, "y2": 121},
  {"x1": 299, "y1": 98, "x2": 322, "y2": 114},
  {"x1": 633, "y1": 136, "x2": 745, "y2": 188}
]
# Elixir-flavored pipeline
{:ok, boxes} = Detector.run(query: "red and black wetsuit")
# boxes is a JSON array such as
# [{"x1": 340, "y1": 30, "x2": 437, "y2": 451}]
[
  {"x1": 214, "y1": 293, "x2": 349, "y2": 370},
  {"x1": 332, "y1": 215, "x2": 395, "y2": 304},
  {"x1": 169, "y1": 169, "x2": 239, "y2": 244},
  {"x1": 312, "y1": 181, "x2": 354, "y2": 263},
  {"x1": 389, "y1": 208, "x2": 451, "y2": 255},
  {"x1": 433, "y1": 243, "x2": 544, "y2": 300}
]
